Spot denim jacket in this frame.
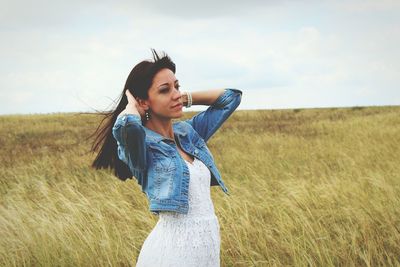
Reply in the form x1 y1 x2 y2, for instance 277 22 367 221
112 88 242 215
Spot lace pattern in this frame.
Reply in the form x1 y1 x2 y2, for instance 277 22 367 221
136 158 221 267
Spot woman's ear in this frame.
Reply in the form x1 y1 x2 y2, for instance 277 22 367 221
136 97 149 110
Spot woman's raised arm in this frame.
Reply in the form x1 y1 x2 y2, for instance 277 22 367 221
112 90 148 190
184 88 242 142
182 89 226 106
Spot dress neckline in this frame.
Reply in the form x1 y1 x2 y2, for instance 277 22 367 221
184 158 196 166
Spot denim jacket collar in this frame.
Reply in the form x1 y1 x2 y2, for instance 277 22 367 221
143 122 187 143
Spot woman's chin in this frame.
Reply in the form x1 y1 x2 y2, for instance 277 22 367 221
175 112 184 118
172 110 183 119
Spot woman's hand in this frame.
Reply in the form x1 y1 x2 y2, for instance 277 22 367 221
181 91 189 107
118 90 145 118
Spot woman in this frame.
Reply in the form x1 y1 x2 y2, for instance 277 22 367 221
91 49 242 266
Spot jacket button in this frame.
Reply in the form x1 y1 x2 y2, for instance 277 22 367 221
194 149 199 154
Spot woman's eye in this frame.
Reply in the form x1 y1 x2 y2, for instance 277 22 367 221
160 85 179 93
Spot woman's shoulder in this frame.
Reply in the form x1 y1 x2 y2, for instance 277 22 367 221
173 119 194 131
173 120 204 142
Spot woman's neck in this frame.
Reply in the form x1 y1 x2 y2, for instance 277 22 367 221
144 117 174 140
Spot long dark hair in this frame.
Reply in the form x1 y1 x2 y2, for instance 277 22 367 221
90 48 176 180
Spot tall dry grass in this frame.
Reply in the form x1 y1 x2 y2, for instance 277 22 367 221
0 106 399 266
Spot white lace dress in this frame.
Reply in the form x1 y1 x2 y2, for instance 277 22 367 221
135 157 221 267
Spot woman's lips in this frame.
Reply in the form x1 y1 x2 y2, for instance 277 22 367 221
172 103 183 109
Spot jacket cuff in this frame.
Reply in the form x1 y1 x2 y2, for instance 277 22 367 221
115 113 142 127
213 88 243 108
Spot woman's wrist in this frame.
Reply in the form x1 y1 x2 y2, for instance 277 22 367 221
181 92 188 107
181 91 192 108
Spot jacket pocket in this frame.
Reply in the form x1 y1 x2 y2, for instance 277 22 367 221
148 144 177 173
147 144 177 199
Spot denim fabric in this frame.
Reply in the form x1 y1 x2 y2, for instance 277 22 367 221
112 88 242 215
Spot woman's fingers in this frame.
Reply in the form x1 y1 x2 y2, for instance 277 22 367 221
125 89 136 104
123 89 142 116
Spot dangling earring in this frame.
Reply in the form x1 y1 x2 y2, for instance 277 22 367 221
145 109 151 121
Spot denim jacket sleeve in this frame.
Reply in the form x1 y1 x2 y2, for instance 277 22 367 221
185 88 242 142
112 114 147 187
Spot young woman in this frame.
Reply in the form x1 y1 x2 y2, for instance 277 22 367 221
91 49 242 266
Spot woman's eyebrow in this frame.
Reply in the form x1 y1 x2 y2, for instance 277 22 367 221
157 80 179 88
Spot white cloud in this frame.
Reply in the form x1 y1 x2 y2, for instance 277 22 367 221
0 0 399 115
334 0 400 12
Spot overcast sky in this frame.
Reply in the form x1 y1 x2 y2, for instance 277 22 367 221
1 0 399 115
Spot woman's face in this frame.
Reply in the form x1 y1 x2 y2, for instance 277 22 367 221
145 68 183 120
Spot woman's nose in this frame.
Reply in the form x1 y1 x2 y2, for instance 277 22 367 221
173 88 182 99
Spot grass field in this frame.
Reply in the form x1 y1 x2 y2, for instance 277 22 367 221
1 106 399 266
